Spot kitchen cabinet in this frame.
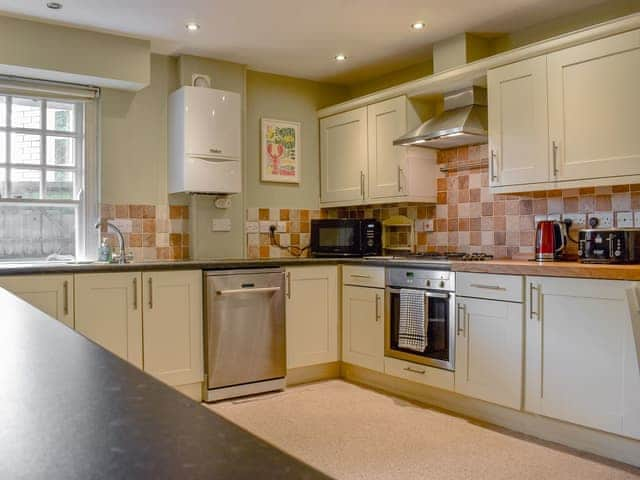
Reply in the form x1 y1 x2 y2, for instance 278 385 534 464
320 96 437 207
320 107 368 204
342 266 385 372
0 274 74 327
455 297 523 410
488 29 640 192
168 86 242 194
548 30 640 181
487 56 549 187
285 266 339 369
142 270 203 386
525 276 640 440
75 272 143 368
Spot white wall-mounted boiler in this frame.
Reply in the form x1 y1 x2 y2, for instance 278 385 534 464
168 86 241 194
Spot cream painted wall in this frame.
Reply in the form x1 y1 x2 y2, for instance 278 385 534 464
101 54 178 204
245 70 350 209
0 15 150 89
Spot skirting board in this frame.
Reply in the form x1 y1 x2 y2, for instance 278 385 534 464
174 382 203 402
287 362 341 386
341 363 640 468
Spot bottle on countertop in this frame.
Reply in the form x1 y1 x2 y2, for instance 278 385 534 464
98 237 113 263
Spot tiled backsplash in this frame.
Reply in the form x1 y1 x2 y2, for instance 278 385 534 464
245 208 325 258
99 204 190 261
321 145 640 259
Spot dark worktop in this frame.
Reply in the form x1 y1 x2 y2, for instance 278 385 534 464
2 256 640 281
0 288 329 480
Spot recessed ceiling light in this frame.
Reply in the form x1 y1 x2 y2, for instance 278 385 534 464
46 2 63 9
334 54 347 61
186 22 200 32
411 22 426 30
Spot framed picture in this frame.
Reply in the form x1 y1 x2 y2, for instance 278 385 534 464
261 118 301 183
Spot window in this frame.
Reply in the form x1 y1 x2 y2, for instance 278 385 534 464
0 85 98 262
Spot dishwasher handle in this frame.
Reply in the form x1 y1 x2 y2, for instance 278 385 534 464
217 286 281 296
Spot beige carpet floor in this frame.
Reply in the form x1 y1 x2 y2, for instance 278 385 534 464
208 380 640 480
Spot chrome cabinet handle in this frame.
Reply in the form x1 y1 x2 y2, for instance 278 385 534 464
457 303 466 336
375 294 381 322
360 171 365 200
148 277 153 309
63 280 69 315
530 283 539 319
286 272 292 300
133 277 137 310
552 141 559 176
490 149 498 182
404 366 426 375
217 287 281 295
469 283 506 291
209 148 222 154
397 166 404 192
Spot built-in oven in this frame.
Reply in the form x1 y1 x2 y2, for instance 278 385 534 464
385 267 456 371
310 219 382 257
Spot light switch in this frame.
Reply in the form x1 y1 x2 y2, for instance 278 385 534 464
212 218 232 232
616 211 634 228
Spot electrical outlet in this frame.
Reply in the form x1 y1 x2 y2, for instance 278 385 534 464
245 222 259 233
587 212 613 229
276 221 287 233
562 213 586 227
635 212 640 227
211 218 232 232
615 211 634 228
259 221 272 233
423 219 434 232
547 213 561 222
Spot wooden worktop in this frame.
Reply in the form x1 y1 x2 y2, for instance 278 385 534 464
451 259 640 281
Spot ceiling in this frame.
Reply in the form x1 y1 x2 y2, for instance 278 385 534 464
0 0 609 85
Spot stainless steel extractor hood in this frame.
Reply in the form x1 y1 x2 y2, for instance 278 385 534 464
394 86 487 149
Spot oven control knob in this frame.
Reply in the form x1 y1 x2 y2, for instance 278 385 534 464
614 250 622 257
426 280 431 287
439 281 445 288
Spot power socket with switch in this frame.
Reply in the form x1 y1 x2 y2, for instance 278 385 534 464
547 213 561 222
587 212 613 229
245 222 259 233
616 211 634 228
276 221 287 233
635 212 640 227
562 213 586 227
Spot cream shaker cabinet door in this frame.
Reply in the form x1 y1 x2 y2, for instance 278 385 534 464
367 96 407 200
487 56 549 187
548 30 640 181
74 272 143 368
142 270 203 387
320 108 367 204
454 297 523 410
525 276 640 439
342 285 384 372
0 274 74 327
285 266 339 369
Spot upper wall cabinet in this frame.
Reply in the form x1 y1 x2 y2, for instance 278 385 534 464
320 96 437 207
488 29 640 193
168 86 241 195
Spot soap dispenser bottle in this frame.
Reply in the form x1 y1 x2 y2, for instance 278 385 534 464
98 237 113 263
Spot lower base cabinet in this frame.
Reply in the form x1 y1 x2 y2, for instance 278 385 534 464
342 285 384 372
455 297 523 410
285 266 339 369
525 276 640 440
74 270 204 388
0 274 74 327
142 270 203 386
75 272 143 368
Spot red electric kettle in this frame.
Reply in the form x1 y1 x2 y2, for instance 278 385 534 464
535 220 567 261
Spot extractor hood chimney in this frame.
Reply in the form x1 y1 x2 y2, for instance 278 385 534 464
394 33 490 150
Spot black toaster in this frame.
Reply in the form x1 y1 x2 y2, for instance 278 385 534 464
578 228 640 264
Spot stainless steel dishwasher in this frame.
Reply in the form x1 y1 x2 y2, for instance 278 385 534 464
204 268 286 402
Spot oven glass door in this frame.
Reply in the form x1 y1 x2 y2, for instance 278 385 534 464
385 287 455 370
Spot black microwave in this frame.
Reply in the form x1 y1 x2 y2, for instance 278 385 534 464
310 219 382 257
